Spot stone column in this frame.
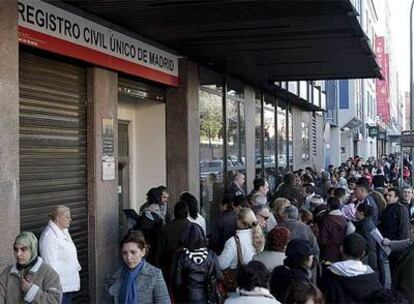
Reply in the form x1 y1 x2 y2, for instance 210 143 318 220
244 86 255 193
166 58 200 203
0 0 19 270
87 68 119 303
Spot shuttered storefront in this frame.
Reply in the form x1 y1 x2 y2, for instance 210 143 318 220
19 52 89 302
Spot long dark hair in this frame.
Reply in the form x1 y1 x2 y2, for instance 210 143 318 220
179 223 206 250
180 192 199 219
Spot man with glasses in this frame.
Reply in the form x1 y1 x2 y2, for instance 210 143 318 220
252 205 274 232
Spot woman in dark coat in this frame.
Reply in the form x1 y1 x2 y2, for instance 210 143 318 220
270 239 316 302
173 223 222 304
354 203 378 271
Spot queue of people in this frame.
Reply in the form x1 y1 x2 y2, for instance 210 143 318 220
2 154 414 303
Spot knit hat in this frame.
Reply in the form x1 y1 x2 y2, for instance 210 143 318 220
14 231 38 265
286 239 317 261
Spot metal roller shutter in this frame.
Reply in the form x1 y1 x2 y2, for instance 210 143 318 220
19 52 89 302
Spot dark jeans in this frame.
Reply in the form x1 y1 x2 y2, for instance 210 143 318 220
62 292 75 304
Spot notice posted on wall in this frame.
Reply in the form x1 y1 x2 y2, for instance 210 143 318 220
102 160 115 181
102 118 115 181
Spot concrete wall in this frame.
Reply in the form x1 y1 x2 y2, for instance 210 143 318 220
0 0 19 270
329 126 342 167
292 107 324 171
341 130 354 162
118 100 167 210
292 106 312 170
166 59 200 203
87 68 119 303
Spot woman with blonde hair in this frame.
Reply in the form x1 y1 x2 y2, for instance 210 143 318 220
218 208 264 270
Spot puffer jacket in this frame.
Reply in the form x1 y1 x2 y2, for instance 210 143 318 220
0 257 62 304
173 248 222 303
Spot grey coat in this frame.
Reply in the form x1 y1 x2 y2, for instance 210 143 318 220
109 261 171 304
0 257 62 304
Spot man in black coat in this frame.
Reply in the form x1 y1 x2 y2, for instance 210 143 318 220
380 188 410 279
380 188 409 241
321 233 382 304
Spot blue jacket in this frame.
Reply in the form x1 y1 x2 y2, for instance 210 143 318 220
109 261 171 304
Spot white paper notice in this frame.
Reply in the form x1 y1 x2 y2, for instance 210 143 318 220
370 228 392 256
102 160 115 181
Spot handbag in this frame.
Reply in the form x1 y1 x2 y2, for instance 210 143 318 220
207 257 225 304
221 235 243 292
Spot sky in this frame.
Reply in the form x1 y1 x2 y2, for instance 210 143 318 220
386 0 411 92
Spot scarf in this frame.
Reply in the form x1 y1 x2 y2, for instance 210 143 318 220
119 260 145 304
14 231 38 270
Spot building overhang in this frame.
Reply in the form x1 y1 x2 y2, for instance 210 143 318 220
59 0 382 97
343 117 363 130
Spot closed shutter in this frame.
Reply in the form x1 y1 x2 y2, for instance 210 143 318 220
311 114 317 157
19 52 88 302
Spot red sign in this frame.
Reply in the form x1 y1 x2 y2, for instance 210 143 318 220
18 0 179 87
375 36 390 124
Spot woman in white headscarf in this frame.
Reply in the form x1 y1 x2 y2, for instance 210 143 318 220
40 205 81 304
0 231 62 303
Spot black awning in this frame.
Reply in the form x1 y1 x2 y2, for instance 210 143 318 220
60 0 381 94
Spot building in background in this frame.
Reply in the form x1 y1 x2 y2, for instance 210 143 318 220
404 91 410 130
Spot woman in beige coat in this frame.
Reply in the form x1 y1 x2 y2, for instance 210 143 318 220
0 231 62 304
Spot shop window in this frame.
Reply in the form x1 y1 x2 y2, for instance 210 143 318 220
263 94 276 193
277 102 288 173
255 92 264 178
226 97 246 182
199 67 224 231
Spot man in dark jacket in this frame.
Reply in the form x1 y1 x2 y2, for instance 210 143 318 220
279 205 320 256
322 233 382 304
354 179 379 225
401 186 414 239
380 188 410 279
209 194 238 255
227 171 246 198
380 188 409 241
275 172 304 207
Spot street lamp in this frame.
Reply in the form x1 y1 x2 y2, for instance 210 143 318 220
410 0 414 131
410 0 414 185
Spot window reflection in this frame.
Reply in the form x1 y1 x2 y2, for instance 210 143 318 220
255 92 263 178
263 95 276 193
199 87 224 233
226 78 246 184
277 103 287 174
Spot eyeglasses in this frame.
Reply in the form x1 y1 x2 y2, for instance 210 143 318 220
258 214 270 221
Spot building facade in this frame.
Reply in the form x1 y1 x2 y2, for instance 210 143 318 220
0 1 380 303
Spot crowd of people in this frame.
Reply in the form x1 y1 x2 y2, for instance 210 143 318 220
1 154 414 303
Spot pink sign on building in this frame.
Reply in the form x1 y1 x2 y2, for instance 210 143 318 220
375 36 390 124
